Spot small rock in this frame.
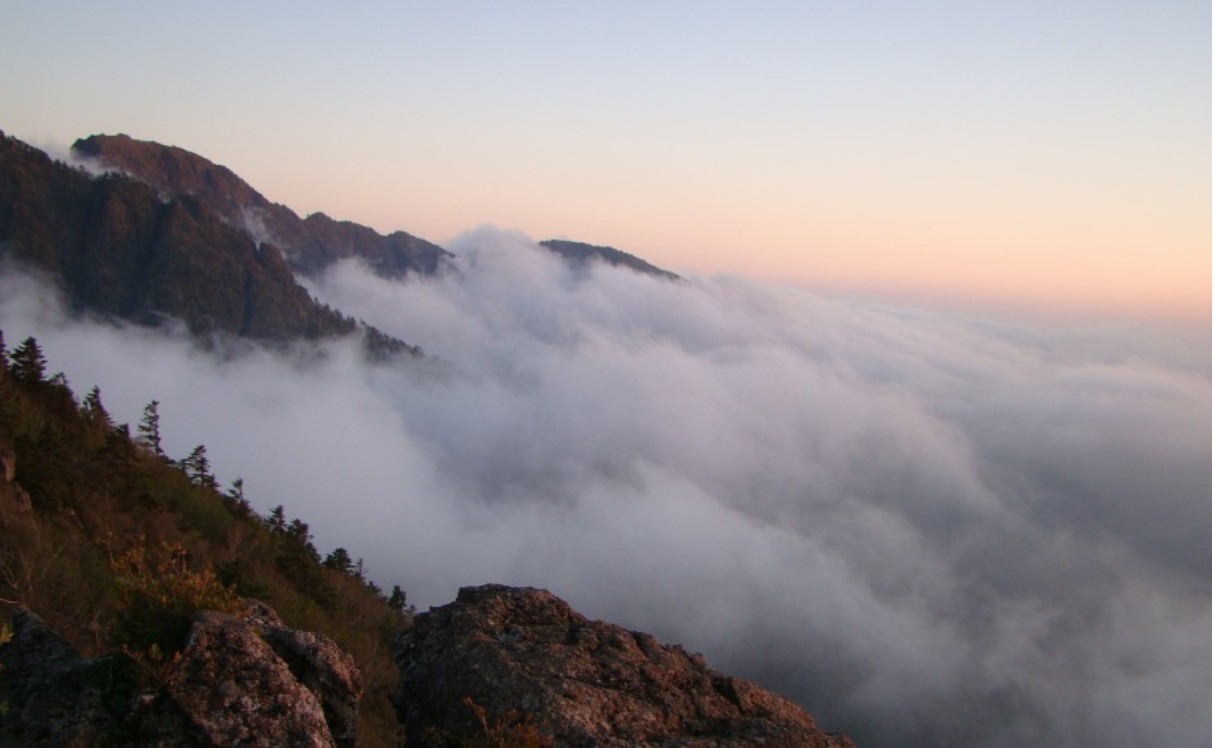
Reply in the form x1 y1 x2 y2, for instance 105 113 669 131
167 615 334 748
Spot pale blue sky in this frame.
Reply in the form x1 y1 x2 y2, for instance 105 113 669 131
1 1 1208 321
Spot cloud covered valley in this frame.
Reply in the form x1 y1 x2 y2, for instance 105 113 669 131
0 228 1208 748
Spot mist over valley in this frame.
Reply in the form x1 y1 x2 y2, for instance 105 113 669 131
1 187 1206 745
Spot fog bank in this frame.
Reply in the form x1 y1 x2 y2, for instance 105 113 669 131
1 230 1208 747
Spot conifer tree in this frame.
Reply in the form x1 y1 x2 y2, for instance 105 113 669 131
225 477 250 514
182 444 217 489
82 386 113 429
137 400 164 458
286 518 320 563
0 328 8 373
266 505 287 534
323 547 354 573
10 336 47 383
388 585 408 613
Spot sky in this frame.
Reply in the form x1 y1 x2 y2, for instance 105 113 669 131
0 4 1210 745
0 1 1209 323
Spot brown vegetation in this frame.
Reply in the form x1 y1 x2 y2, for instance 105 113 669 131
0 333 410 747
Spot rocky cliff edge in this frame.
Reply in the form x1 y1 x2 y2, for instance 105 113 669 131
395 584 855 748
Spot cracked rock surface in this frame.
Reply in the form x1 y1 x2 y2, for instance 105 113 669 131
394 584 855 748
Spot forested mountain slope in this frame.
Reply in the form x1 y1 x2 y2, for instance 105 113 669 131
0 132 416 358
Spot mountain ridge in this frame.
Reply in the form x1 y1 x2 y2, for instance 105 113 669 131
72 133 682 283
539 239 682 282
0 130 418 358
72 133 453 280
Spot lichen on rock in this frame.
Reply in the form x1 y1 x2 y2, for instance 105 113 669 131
394 584 855 748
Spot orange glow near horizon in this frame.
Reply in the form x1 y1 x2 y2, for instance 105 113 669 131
319 185 1210 326
3 1 1207 330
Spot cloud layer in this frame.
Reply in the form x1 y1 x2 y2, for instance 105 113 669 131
1 231 1208 748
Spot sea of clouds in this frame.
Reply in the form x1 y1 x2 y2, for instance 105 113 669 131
0 227 1208 747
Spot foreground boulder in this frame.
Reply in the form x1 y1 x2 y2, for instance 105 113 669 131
394 584 855 747
0 601 362 747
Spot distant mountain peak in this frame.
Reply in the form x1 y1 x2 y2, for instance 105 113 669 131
539 239 681 281
73 133 270 214
70 136 680 285
71 133 452 279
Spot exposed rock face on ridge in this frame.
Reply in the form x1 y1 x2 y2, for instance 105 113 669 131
72 133 452 279
394 584 855 747
0 601 362 747
0 131 417 357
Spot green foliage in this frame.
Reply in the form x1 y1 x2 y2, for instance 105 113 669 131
110 543 239 655
388 585 410 614
180 444 217 490
0 326 411 748
176 486 235 543
10 337 46 384
136 400 164 459
216 557 271 600
276 517 336 610
82 386 112 430
324 547 354 574
265 504 287 534
223 477 252 517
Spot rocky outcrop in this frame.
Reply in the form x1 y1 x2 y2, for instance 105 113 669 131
0 602 362 747
258 615 364 745
394 584 855 747
72 133 452 280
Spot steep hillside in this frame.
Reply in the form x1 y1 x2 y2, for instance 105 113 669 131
72 133 452 279
0 132 417 357
0 332 409 746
